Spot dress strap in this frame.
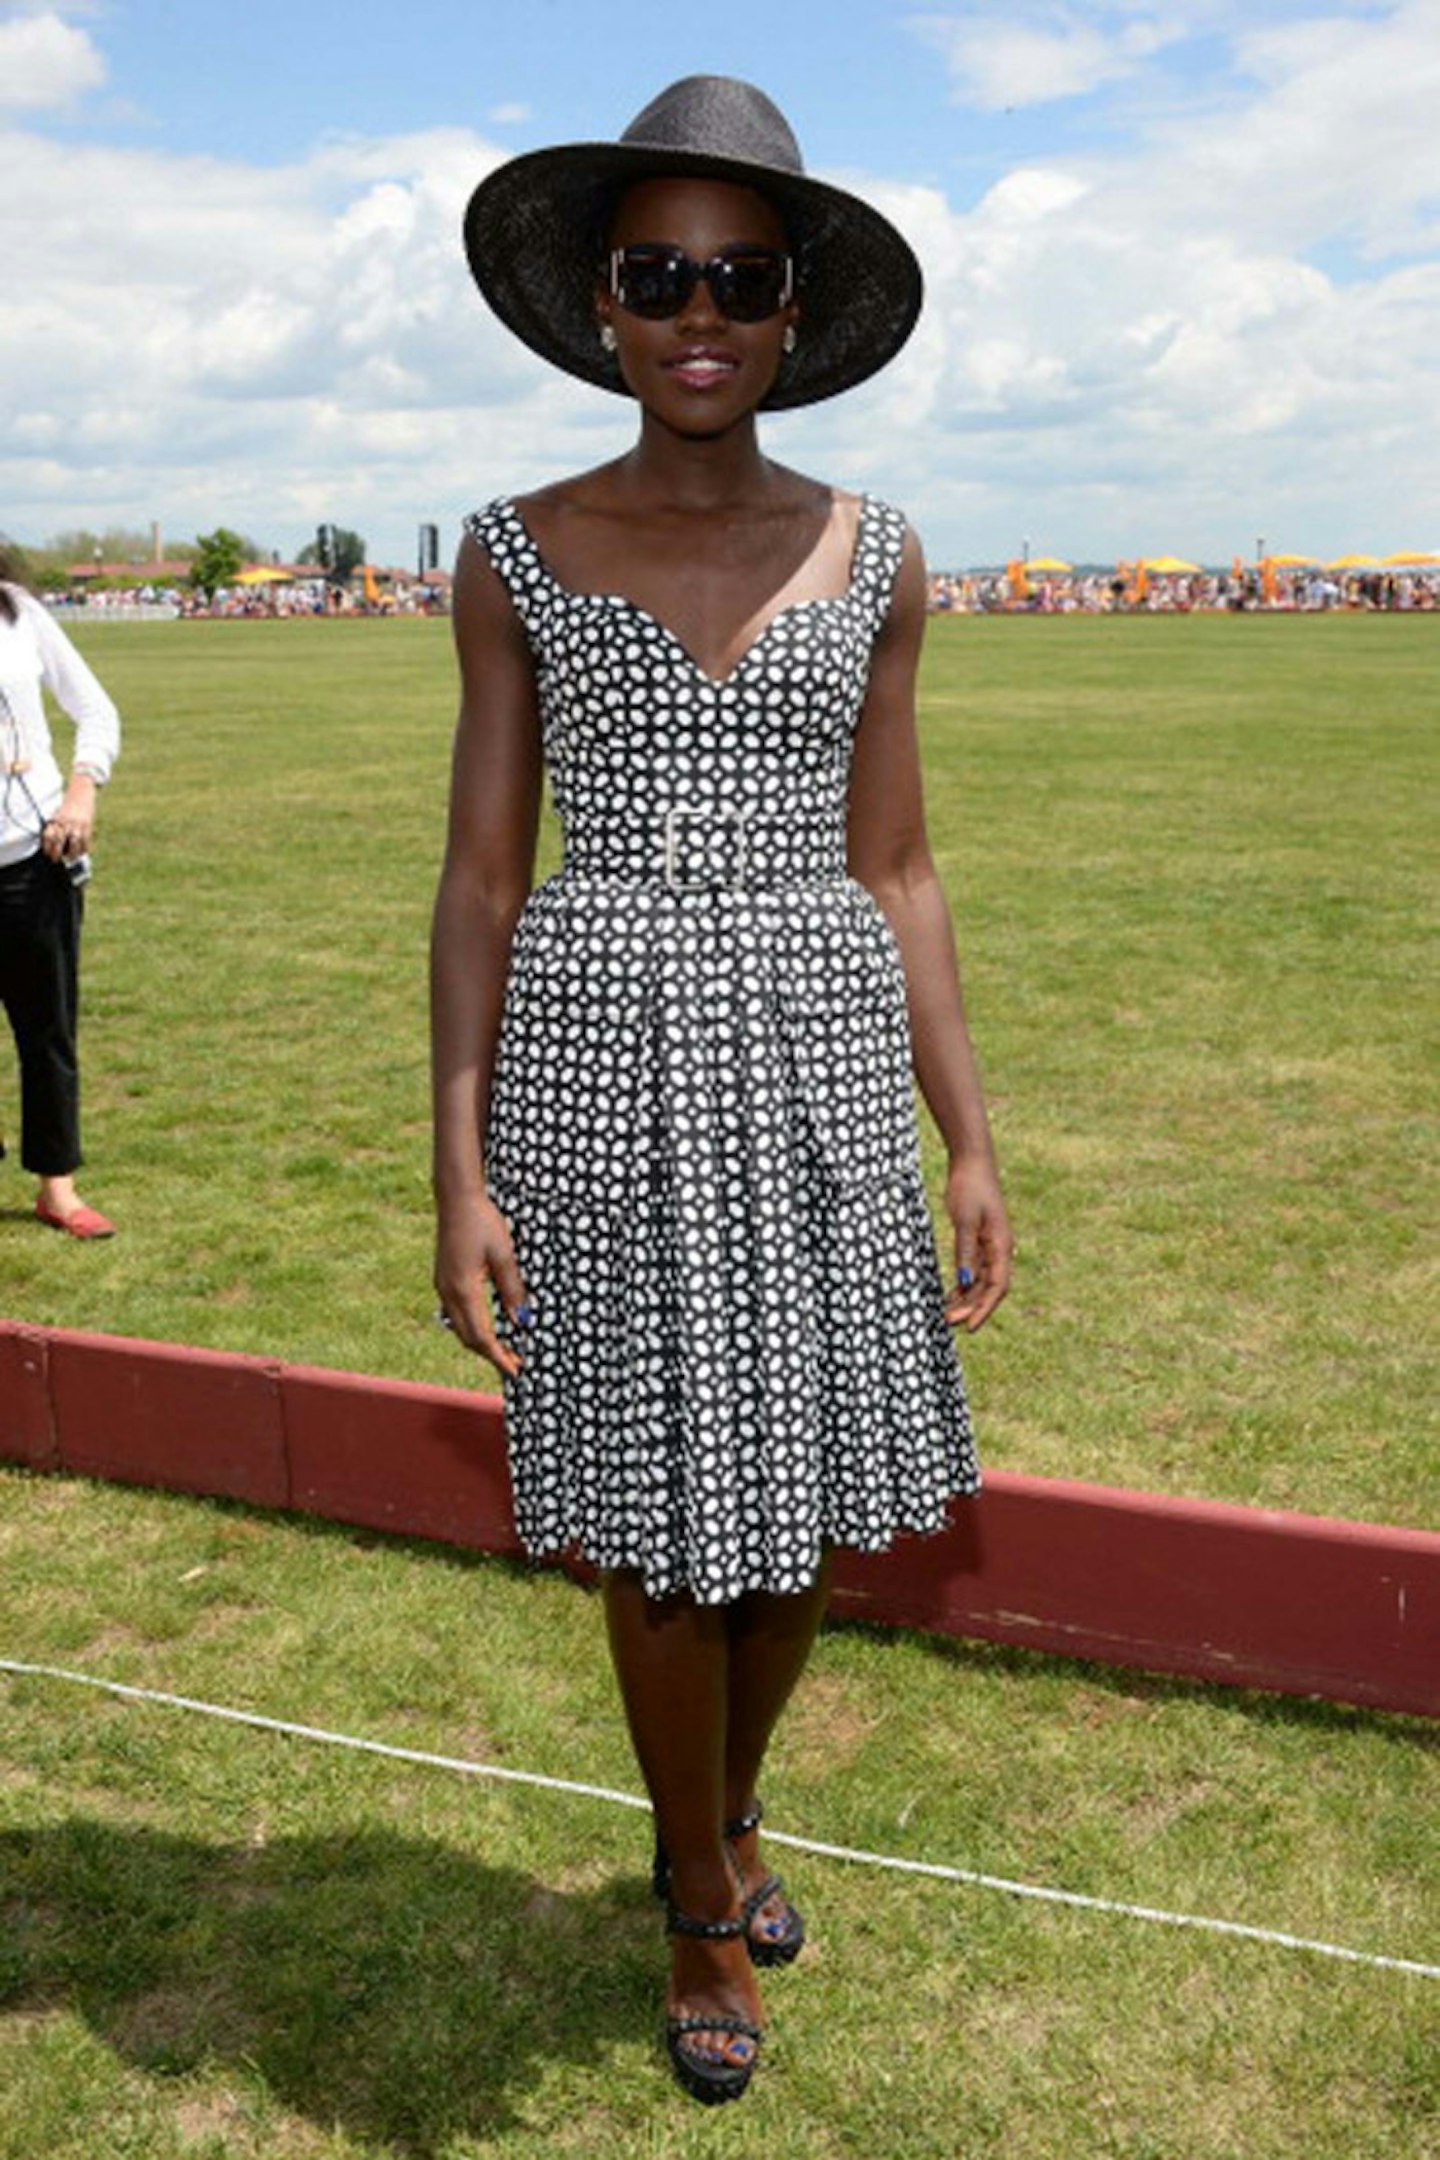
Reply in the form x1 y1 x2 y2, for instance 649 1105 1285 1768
462 498 553 638
849 495 910 636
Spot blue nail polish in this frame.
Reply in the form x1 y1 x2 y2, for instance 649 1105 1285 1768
957 1267 975 1291
516 1302 537 1329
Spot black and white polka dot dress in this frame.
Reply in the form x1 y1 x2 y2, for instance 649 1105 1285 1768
466 493 979 1606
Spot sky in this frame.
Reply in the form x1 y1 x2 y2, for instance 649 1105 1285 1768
3 0 1438 570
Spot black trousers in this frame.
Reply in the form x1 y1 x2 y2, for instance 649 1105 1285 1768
0 850 84 1176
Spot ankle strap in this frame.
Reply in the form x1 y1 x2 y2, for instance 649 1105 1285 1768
725 1801 763 1840
666 1905 747 1941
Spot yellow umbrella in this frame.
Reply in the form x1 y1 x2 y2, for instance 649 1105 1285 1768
1026 555 1073 573
1326 553 1379 570
235 565 290 584
1140 555 1200 574
1381 550 1440 566
1267 553 1316 567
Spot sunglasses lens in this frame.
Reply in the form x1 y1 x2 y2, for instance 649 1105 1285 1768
614 248 691 319
612 248 790 322
714 252 790 322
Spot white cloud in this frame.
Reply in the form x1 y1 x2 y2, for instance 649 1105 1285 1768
1166 3 1440 262
487 102 533 125
780 5 1440 561
2 4 1438 565
912 4 1193 110
0 10 104 111
0 115 619 559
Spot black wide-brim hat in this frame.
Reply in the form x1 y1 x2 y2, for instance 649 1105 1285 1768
463 75 923 412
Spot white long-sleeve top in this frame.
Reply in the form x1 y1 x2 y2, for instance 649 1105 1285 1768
0 585 121 868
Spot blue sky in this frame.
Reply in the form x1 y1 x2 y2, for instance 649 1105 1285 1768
4 1 1438 567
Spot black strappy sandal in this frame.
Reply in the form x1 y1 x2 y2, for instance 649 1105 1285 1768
652 1800 806 1968
728 1803 805 1967
664 1907 762 2106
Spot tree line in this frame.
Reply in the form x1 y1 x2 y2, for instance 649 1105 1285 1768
1 523 367 600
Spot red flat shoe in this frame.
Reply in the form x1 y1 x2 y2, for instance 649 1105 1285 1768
35 1201 116 1240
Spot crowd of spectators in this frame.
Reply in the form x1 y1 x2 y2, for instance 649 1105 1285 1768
41 561 1437 623
928 565 1440 614
52 580 184 619
175 578 450 619
50 572 452 621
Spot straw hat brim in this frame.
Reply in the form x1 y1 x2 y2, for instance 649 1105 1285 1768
463 142 923 412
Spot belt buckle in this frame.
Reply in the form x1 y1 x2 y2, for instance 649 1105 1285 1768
663 806 748 892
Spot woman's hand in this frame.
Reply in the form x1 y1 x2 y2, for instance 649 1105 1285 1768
434 1193 533 1379
942 1154 1013 1332
42 775 96 862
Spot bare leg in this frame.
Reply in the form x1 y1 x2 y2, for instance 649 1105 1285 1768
723 1549 834 1934
724 1547 834 1817
602 1571 762 2067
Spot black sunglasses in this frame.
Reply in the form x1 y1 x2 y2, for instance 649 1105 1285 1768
606 244 795 323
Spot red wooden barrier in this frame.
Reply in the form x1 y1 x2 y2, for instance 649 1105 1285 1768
281 1361 524 1556
0 1323 54 1470
1 1318 1435 1716
45 1331 289 1508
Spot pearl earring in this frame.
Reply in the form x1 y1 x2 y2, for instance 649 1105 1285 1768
782 325 797 354
599 323 617 353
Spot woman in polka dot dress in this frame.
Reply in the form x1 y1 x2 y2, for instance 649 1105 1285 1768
432 76 1012 2104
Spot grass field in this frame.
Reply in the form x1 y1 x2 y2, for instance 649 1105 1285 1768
0 610 1434 1524
2 1472 1436 2160
1 613 1437 2158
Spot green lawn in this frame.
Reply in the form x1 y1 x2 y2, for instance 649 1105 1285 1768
0 611 1433 1525
1 1471 1436 2160
2 618 1436 2156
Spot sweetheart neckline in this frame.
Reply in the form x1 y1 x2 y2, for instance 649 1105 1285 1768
497 494 872 691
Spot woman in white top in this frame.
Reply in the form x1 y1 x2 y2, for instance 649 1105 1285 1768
0 545 121 1237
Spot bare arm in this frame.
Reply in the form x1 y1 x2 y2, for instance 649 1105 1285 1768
847 525 1012 1330
430 532 543 1374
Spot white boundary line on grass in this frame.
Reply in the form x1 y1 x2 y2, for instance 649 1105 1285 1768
3 1657 1436 1982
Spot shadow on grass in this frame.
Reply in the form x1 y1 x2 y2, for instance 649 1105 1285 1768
0 1819 654 2150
